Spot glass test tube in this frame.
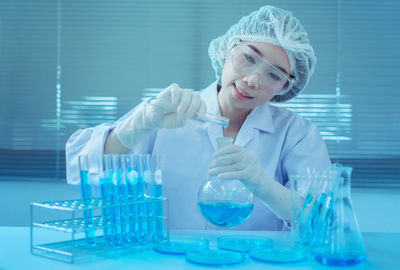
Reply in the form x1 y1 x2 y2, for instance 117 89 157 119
78 155 95 246
148 155 164 241
118 155 131 243
125 154 139 243
134 155 147 242
197 113 229 129
145 97 229 128
143 155 154 240
98 155 113 243
109 154 126 246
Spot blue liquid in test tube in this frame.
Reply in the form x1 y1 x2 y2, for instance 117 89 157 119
109 154 126 246
136 155 148 242
118 155 131 244
143 155 154 240
125 154 139 243
149 155 164 241
79 155 95 246
98 155 113 243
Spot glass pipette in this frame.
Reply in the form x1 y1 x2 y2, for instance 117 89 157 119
144 97 229 128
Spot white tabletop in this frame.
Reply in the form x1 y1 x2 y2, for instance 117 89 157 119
0 227 398 270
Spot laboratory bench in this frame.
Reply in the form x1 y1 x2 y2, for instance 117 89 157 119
0 227 398 270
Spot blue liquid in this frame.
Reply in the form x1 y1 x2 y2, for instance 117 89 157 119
118 181 130 244
151 184 164 240
100 176 113 243
80 170 92 200
198 201 254 227
136 177 147 242
109 170 126 246
314 253 366 266
100 170 125 247
126 169 139 243
79 170 95 245
144 171 153 239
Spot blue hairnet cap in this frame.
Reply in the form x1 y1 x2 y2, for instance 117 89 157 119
208 5 317 102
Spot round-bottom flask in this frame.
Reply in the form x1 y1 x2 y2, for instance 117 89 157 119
197 137 254 227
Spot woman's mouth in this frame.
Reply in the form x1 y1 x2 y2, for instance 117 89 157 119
233 84 253 100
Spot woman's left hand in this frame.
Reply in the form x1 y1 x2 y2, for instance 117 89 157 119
208 145 269 194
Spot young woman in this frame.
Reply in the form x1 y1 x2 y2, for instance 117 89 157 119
66 5 330 230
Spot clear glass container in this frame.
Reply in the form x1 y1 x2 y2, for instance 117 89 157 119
217 234 273 253
153 235 209 255
312 164 367 266
249 245 308 264
185 248 245 266
197 137 254 227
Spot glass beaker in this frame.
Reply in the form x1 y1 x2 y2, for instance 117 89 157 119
197 137 254 227
312 164 367 266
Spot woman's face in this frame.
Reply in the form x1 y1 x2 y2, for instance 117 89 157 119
218 41 291 114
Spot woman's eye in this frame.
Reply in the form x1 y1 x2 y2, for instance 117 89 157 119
268 72 282 81
243 53 256 64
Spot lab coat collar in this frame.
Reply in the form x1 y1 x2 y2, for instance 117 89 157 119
244 102 275 134
233 104 274 148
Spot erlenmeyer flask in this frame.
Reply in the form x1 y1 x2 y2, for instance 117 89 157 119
313 164 366 266
197 137 254 227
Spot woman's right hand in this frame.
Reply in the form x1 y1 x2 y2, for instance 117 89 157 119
114 83 206 149
146 83 207 129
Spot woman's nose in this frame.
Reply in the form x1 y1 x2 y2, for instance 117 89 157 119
243 72 260 88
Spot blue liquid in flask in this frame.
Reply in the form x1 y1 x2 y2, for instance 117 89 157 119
314 252 366 266
198 201 254 227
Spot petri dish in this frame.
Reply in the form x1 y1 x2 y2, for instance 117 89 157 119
249 246 309 264
185 248 245 266
217 235 273 253
153 235 209 255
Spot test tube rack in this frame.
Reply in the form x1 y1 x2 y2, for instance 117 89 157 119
30 197 169 263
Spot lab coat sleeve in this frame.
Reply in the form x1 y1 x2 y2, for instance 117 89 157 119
281 118 331 187
66 123 114 186
65 102 156 187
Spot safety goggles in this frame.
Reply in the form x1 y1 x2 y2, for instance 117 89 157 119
229 44 295 95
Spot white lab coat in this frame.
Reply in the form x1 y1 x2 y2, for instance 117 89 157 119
66 81 331 231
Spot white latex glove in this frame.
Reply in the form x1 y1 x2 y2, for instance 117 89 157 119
115 83 207 149
208 145 268 195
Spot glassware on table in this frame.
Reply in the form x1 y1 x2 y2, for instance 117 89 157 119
153 235 209 255
197 137 254 227
312 164 367 266
217 234 273 253
78 155 95 246
185 248 245 266
290 164 366 266
249 245 308 264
